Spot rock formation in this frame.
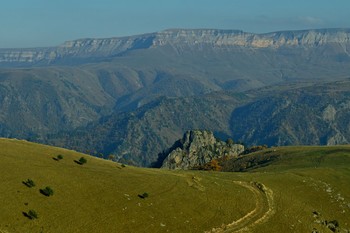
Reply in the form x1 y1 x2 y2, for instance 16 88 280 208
161 130 244 169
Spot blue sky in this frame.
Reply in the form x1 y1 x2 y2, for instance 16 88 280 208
1 0 349 48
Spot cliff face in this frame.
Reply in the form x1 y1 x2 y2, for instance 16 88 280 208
1 28 350 65
161 130 244 170
154 28 350 48
0 34 156 65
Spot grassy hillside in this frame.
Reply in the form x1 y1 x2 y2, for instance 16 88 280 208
0 139 255 233
221 146 350 232
1 139 350 232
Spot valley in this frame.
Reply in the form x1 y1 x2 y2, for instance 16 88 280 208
1 0 350 231
1 29 350 166
1 29 350 232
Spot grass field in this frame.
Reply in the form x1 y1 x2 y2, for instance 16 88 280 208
1 139 350 232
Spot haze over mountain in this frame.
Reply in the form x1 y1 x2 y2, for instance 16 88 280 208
1 28 350 166
1 28 350 66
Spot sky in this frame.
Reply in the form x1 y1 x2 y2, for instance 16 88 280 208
1 0 349 48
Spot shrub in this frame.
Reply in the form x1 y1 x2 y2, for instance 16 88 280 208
40 186 54 196
27 210 38 219
204 159 222 171
138 192 149 199
57 154 64 160
23 179 36 188
78 157 87 165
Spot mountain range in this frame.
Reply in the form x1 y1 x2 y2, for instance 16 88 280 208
1 28 350 166
1 28 350 66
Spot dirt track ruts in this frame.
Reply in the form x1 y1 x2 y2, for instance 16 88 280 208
206 181 275 233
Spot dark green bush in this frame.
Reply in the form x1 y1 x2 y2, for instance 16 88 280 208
27 210 38 219
23 179 36 188
138 192 149 199
57 154 64 160
40 186 54 196
78 157 87 165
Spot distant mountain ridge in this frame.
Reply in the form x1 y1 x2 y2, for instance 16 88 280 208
1 28 350 166
47 79 350 167
1 28 350 66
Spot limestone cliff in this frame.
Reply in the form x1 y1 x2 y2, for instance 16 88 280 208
154 28 350 48
161 130 244 170
1 28 350 66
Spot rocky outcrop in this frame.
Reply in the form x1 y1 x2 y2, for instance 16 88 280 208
1 28 350 66
161 130 244 170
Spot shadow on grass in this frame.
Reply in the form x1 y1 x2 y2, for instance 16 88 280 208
52 157 59 161
23 210 38 220
40 189 47 196
22 211 31 219
22 181 31 188
138 193 149 199
74 160 83 165
22 180 35 188
40 188 53 197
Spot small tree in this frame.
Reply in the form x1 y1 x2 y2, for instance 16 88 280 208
23 179 36 188
57 154 64 160
27 210 38 220
78 157 87 165
40 186 54 196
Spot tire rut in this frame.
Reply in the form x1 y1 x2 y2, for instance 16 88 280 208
206 181 275 233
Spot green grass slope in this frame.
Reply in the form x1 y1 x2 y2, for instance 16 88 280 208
222 146 350 232
0 138 255 233
1 139 350 232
